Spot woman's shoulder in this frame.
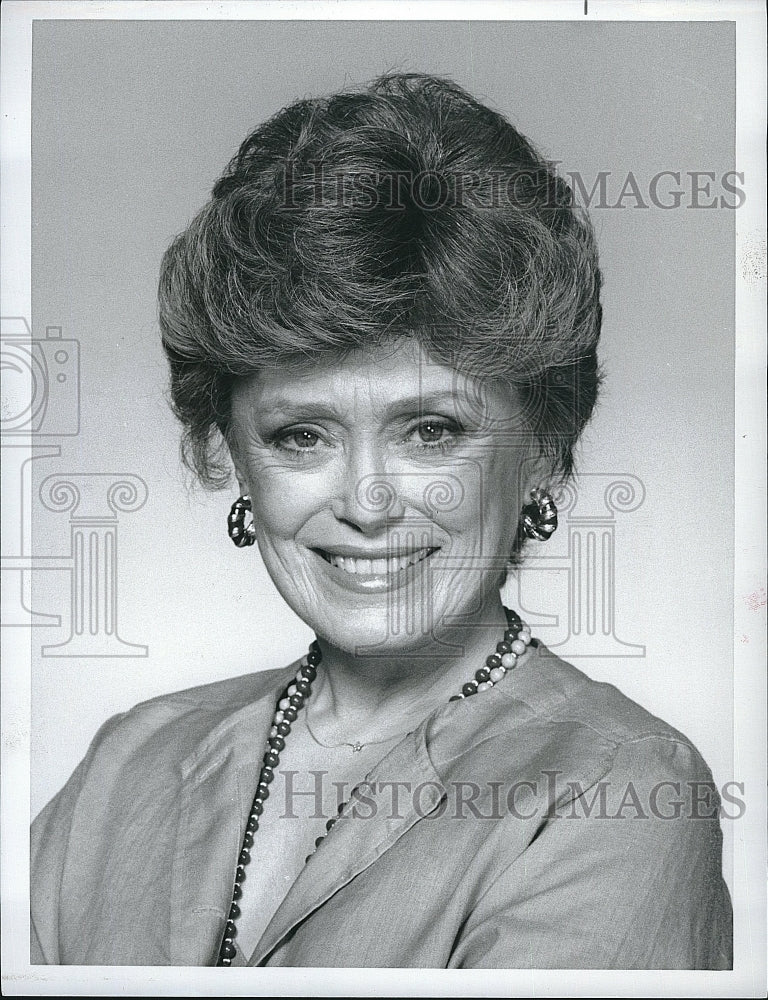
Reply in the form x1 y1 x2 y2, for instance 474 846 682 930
129 662 295 716
434 643 719 794
446 649 733 971
514 644 719 787
75 662 297 777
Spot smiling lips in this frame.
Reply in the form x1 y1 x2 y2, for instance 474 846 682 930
316 547 438 576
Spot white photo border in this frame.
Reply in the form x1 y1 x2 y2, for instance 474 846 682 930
1 1 765 996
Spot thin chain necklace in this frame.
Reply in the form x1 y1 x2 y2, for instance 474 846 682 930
304 710 406 753
215 606 532 966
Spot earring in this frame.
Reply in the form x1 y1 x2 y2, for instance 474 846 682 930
228 495 256 547
521 489 558 541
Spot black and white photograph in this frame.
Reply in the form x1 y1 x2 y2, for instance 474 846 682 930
1 1 765 995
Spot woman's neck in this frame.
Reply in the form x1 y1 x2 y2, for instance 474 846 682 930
306 596 510 743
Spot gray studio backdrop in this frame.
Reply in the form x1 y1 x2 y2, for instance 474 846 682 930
28 19 735 890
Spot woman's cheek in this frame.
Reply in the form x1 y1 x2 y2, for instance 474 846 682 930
250 467 323 538
443 460 504 551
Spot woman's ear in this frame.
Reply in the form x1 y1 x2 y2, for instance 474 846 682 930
232 459 250 499
234 473 249 498
520 449 557 501
223 431 250 498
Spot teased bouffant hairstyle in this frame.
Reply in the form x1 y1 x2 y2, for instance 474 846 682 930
159 72 602 488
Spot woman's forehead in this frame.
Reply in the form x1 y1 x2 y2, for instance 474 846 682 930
233 339 518 417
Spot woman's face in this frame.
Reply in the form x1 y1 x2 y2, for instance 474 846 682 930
229 339 539 655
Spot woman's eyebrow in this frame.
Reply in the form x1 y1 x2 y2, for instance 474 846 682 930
382 391 465 418
254 399 348 422
253 390 466 422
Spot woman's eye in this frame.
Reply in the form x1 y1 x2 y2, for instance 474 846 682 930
277 429 320 451
418 421 446 443
411 419 459 448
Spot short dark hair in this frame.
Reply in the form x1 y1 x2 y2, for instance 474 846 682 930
159 71 602 489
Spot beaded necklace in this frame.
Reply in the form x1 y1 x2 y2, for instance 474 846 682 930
215 606 532 966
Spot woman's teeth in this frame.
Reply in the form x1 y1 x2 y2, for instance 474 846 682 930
322 549 435 575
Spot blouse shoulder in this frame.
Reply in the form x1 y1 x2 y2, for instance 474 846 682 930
119 664 294 759
429 643 718 796
519 645 716 778
34 663 294 826
552 662 717 789
444 650 733 970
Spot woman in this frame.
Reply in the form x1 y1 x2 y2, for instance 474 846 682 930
30 72 732 969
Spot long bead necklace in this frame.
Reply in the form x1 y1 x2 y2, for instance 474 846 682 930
215 606 532 966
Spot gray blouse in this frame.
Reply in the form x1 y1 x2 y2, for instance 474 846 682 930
31 644 732 968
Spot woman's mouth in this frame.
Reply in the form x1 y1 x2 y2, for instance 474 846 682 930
315 547 438 576
317 548 437 576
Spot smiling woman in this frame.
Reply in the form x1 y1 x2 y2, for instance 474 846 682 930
227 341 532 657
30 72 732 969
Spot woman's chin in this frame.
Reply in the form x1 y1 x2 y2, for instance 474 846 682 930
293 587 487 659
311 617 451 659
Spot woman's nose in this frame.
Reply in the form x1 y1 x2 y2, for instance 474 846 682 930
330 448 405 533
